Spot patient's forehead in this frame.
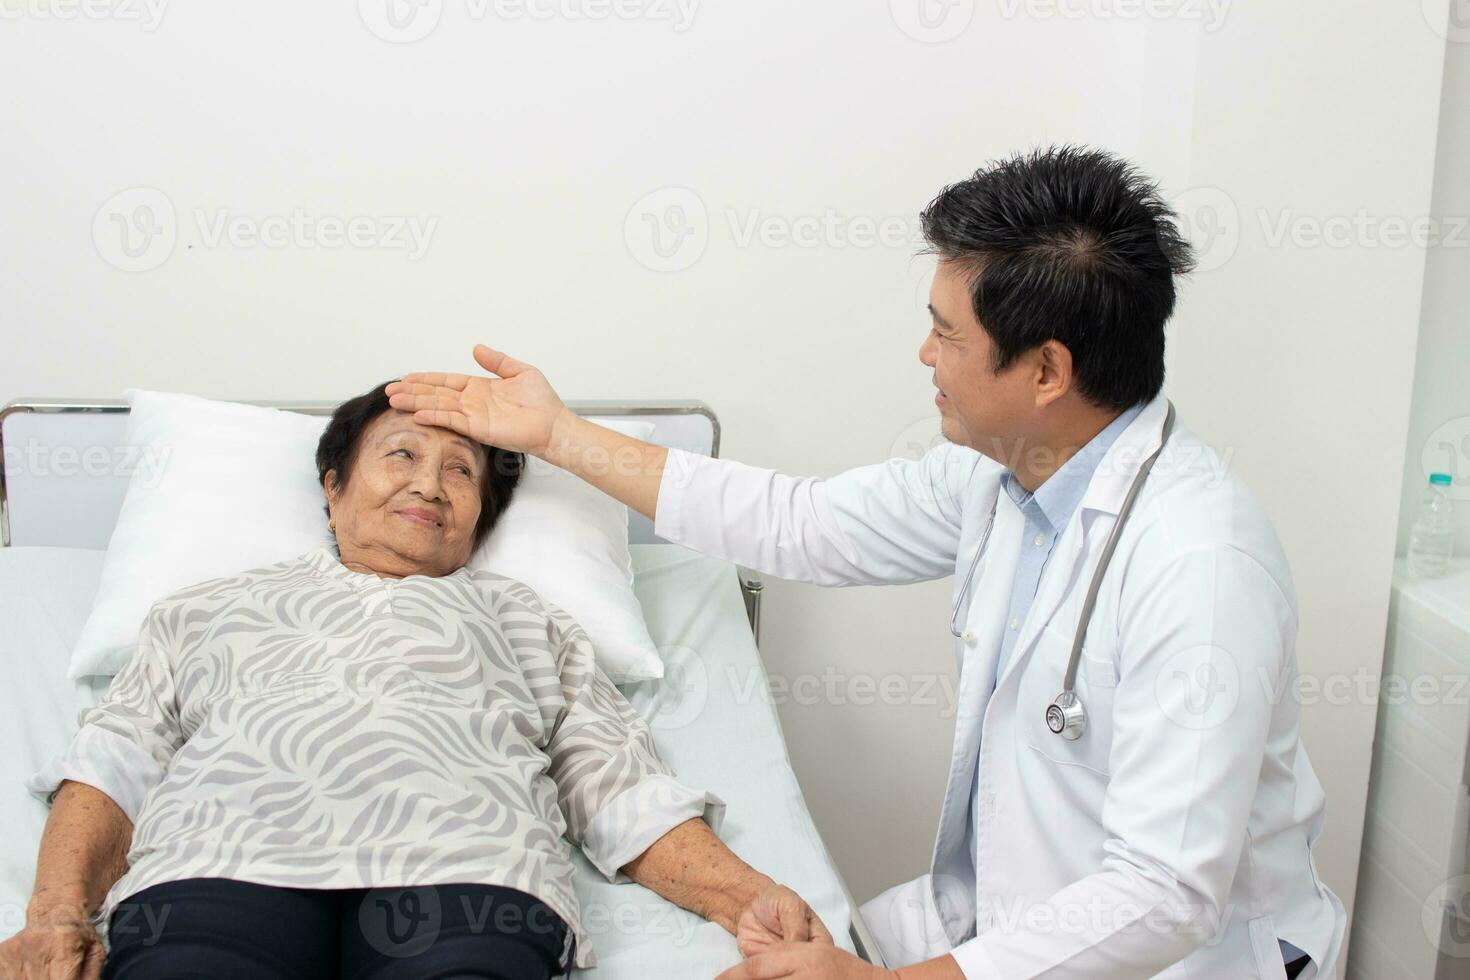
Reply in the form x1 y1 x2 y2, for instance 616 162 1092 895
363 410 481 459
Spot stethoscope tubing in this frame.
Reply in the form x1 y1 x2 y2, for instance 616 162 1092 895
1061 403 1176 692
946 403 1178 737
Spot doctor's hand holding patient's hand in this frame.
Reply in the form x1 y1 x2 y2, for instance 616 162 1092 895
716 943 904 980
717 943 966 979
736 883 834 957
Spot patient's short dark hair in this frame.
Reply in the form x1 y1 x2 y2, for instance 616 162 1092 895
920 145 1195 410
315 381 522 548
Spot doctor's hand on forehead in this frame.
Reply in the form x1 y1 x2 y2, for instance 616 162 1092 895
387 344 570 459
388 344 673 522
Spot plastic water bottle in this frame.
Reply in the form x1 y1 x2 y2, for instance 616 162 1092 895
1408 472 1456 579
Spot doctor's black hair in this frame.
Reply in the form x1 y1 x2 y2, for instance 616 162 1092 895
315 381 523 549
919 145 1195 410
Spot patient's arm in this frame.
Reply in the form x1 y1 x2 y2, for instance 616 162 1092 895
539 605 830 955
622 815 832 953
0 780 131 979
8 608 183 977
29 780 132 919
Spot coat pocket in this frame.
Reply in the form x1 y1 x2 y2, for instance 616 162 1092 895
1247 914 1286 978
1019 626 1118 777
1080 651 1119 688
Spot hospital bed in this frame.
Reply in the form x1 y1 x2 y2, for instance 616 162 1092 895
0 398 886 976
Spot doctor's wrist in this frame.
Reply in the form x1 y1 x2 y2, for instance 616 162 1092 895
539 407 584 467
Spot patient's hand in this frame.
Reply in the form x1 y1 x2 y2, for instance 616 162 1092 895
0 906 106 980
619 818 834 961
736 883 834 957
388 344 570 459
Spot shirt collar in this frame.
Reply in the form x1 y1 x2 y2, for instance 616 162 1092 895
304 546 370 583
1001 402 1145 534
302 546 469 584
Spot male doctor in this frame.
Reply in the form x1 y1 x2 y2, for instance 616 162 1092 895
387 146 1345 979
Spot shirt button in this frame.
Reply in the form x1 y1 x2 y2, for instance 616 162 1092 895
1034 533 1046 548
1009 619 1019 631
962 630 976 642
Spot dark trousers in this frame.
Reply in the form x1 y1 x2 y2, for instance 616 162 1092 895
103 877 568 980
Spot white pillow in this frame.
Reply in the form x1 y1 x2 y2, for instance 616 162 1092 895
69 389 664 684
470 442 663 682
70 390 332 678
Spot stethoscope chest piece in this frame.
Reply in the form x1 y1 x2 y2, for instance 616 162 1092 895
1046 690 1087 741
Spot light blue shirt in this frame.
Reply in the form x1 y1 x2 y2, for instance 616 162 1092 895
993 403 1144 678
968 403 1141 873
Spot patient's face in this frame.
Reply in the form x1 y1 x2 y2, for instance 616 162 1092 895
324 410 485 578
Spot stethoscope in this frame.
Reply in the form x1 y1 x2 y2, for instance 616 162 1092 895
948 403 1176 742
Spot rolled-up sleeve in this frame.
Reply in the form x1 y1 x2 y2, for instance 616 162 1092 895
26 606 183 824
543 609 724 881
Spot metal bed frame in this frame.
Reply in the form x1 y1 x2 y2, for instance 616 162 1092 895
0 397 887 968
0 398 727 550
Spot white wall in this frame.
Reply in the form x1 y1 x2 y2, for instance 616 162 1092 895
1144 8 1451 973
0 3 1452 970
1397 34 1470 561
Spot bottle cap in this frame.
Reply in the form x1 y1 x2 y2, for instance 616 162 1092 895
1430 472 1453 487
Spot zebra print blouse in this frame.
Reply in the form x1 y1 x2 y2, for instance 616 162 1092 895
29 547 721 968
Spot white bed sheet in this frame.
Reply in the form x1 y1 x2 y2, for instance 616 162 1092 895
0 544 854 976
0 547 111 941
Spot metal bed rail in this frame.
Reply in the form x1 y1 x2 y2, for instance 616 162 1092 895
734 565 888 969
0 397 718 548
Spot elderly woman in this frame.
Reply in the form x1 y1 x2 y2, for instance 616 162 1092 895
4 383 830 980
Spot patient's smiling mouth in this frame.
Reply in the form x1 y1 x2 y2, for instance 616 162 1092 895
395 507 443 528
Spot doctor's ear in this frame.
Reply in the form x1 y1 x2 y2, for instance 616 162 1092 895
1034 339 1075 408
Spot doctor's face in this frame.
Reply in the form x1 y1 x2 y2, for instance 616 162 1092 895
919 259 1036 459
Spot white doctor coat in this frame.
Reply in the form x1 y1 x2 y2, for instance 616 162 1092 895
653 395 1346 979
